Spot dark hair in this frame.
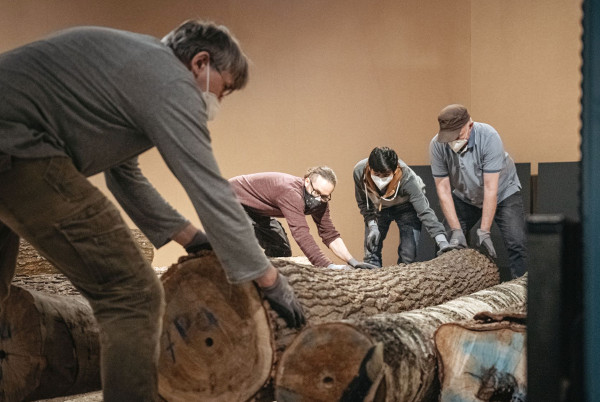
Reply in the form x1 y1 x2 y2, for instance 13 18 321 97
368 147 398 173
162 20 249 90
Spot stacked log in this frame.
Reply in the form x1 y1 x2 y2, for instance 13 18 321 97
0 286 100 401
15 228 154 275
275 275 527 401
157 249 500 401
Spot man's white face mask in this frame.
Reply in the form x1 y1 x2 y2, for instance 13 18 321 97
201 62 220 121
449 138 468 154
371 174 393 191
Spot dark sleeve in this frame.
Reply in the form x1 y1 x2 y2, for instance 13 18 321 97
104 157 189 247
133 79 270 284
353 162 377 222
403 176 446 238
311 204 341 247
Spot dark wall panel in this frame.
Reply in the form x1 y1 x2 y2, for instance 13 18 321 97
536 161 580 221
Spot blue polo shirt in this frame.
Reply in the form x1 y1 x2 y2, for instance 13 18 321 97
429 122 521 208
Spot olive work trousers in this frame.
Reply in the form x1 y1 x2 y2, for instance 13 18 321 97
0 155 165 402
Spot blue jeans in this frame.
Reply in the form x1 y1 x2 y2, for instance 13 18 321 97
364 203 421 267
0 156 164 401
452 192 527 278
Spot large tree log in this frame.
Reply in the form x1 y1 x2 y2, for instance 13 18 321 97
15 228 154 275
434 312 527 401
275 275 527 402
156 249 500 401
0 286 101 401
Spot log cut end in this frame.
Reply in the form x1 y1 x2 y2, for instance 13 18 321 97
0 286 100 401
275 322 386 401
158 252 273 402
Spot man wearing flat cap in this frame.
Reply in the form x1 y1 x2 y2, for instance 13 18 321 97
429 104 527 279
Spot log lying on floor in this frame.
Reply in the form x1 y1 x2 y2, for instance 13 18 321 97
158 252 273 402
0 286 101 401
435 311 527 401
16 228 154 275
156 249 499 401
275 275 527 402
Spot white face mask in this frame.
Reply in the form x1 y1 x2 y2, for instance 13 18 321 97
449 139 468 154
371 174 393 191
201 62 220 121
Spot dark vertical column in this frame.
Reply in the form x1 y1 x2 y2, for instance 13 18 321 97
581 1 600 400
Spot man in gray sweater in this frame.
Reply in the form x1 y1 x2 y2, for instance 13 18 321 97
354 146 455 266
0 20 303 401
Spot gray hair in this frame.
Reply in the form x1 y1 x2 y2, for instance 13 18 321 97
162 20 249 91
304 166 337 186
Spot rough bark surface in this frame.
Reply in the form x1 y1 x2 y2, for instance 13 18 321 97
275 275 527 402
0 286 101 401
15 228 154 275
155 249 500 401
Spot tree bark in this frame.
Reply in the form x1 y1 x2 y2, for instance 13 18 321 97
0 286 101 401
15 228 154 275
156 248 500 401
275 275 527 402
434 312 527 401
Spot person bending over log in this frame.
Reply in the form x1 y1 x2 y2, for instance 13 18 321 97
229 167 378 270
353 146 457 266
0 20 303 402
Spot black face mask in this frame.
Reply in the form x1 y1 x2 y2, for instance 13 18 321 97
304 187 326 214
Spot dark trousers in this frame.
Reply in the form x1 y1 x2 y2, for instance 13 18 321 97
364 203 422 267
452 192 527 278
0 156 164 401
243 206 292 257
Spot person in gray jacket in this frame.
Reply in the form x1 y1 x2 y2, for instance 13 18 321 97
0 20 303 401
353 147 455 266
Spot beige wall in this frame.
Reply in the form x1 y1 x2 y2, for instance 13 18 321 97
0 0 580 267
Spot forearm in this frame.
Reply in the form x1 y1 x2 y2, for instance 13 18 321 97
328 237 353 263
480 193 498 231
481 173 499 231
435 177 461 230
171 222 199 246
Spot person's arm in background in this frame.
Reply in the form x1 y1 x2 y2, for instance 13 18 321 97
353 161 380 254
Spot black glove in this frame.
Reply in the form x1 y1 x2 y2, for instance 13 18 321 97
348 258 379 269
366 220 380 252
436 240 458 256
184 231 213 254
449 229 468 249
476 229 497 258
261 273 306 328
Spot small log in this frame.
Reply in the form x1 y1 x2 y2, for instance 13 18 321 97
275 276 527 402
156 249 499 401
15 228 154 275
0 286 101 401
435 312 526 401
